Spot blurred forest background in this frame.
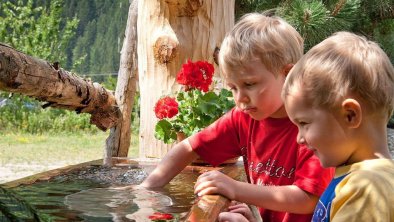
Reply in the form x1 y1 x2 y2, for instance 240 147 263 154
0 0 393 134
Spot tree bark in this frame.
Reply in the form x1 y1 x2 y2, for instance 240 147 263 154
105 0 139 161
0 43 120 131
138 0 235 159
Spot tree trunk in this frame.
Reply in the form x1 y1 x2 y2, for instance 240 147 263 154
105 0 139 162
0 43 120 131
138 0 235 159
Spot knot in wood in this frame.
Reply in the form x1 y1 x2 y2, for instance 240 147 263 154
181 0 203 17
52 61 60 70
153 36 178 64
167 0 203 17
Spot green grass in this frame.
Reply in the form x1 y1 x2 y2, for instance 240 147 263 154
0 131 139 164
0 131 139 183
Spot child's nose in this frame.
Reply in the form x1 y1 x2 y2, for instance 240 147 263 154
235 91 249 103
297 133 306 145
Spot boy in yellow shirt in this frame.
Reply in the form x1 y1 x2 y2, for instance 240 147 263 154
283 31 394 221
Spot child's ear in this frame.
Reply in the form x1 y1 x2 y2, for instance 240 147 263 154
282 64 294 76
341 98 362 128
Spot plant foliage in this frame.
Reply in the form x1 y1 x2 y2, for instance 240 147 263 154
154 61 235 144
0 0 78 65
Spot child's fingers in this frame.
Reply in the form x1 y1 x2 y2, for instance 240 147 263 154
227 203 248 211
227 204 249 214
194 174 211 189
194 170 221 191
194 170 234 198
218 212 249 222
194 173 213 189
194 180 219 196
226 203 256 222
197 187 219 196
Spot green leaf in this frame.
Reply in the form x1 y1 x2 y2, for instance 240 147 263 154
219 88 233 97
154 120 176 144
154 87 234 144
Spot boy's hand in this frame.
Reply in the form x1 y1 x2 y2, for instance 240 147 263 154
218 212 249 222
223 202 258 222
194 170 237 199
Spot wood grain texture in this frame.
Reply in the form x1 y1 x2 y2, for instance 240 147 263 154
0 43 120 131
138 0 235 159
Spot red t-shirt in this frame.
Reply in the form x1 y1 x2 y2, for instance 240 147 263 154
189 108 333 222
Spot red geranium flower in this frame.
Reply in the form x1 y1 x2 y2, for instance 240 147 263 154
176 60 214 92
154 96 179 119
154 59 234 144
148 212 174 221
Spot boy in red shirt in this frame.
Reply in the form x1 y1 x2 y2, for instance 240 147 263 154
141 13 333 222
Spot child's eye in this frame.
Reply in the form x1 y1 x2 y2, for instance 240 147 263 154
298 121 308 126
244 82 255 87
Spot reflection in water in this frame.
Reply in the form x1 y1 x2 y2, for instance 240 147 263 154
65 186 173 220
9 165 197 221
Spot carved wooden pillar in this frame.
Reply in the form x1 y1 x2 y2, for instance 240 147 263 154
138 0 235 159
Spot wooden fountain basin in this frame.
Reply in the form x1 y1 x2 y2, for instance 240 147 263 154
2 157 245 222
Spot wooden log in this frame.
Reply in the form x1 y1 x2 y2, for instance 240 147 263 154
0 43 120 131
105 0 139 160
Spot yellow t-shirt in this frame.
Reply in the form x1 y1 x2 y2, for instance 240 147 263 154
330 159 394 221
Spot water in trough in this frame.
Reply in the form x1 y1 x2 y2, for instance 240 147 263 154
3 163 197 221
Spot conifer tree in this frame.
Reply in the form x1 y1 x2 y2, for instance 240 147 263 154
237 0 393 59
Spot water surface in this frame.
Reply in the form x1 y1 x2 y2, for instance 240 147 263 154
7 164 197 221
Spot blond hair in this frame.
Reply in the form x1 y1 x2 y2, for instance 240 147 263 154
283 31 394 119
219 12 303 76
